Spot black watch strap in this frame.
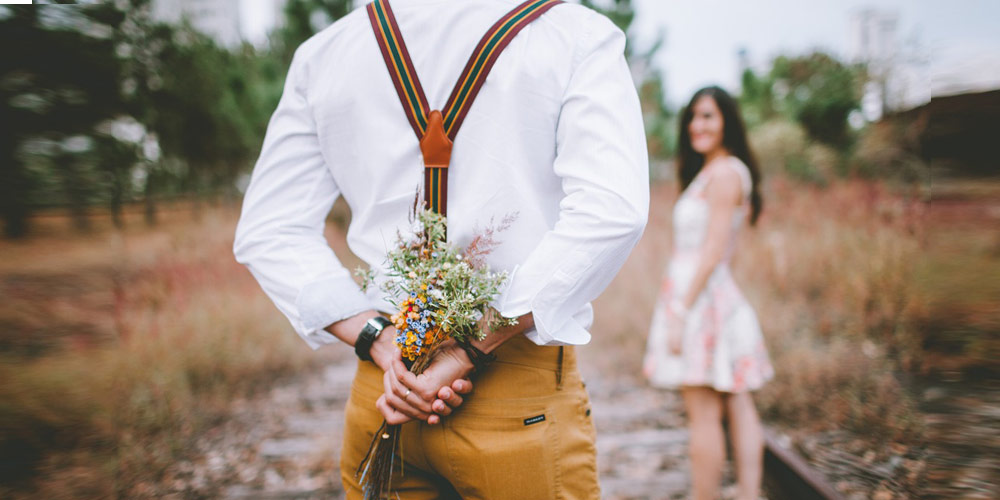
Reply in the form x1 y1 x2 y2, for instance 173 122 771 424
457 340 496 374
355 316 392 362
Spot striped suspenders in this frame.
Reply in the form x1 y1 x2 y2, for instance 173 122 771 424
367 0 563 216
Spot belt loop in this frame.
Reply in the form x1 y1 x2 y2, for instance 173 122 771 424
556 346 564 389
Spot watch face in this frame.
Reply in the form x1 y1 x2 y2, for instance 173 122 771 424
368 316 391 331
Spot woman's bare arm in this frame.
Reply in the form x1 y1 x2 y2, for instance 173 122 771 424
679 164 743 309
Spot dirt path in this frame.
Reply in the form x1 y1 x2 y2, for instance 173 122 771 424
162 351 699 500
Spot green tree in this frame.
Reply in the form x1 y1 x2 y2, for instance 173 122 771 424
769 52 864 147
739 67 777 127
273 0 353 66
0 4 127 236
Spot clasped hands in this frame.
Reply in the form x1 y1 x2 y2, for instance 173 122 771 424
368 314 533 425
370 332 475 425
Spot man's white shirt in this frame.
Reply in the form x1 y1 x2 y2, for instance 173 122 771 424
234 0 650 349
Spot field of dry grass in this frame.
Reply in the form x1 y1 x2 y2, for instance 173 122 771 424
0 203 356 498
2 177 993 497
586 178 928 441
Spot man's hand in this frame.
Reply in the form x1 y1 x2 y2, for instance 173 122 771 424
323 311 474 424
379 312 533 425
381 341 474 425
376 376 472 425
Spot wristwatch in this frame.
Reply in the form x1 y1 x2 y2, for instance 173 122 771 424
355 316 392 362
456 339 496 374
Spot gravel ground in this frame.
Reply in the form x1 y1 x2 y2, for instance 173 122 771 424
159 351 969 500
155 353 706 500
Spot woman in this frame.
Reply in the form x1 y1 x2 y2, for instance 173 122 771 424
644 86 774 500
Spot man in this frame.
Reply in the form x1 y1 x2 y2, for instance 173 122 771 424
234 0 648 498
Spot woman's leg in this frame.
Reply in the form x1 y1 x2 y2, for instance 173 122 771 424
682 386 725 500
725 391 764 500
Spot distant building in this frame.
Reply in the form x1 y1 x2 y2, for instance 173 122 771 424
850 8 931 117
849 8 896 66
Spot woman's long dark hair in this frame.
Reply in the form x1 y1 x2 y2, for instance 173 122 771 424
677 86 763 225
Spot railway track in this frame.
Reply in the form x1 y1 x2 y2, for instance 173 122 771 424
763 428 844 500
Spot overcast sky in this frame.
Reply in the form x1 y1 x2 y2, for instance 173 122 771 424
629 0 1000 105
241 0 1000 106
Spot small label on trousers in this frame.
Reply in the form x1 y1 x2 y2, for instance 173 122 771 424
523 414 546 426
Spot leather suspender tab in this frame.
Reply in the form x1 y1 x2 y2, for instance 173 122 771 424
419 110 452 169
367 0 563 218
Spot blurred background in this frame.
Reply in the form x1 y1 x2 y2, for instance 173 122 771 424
0 1 996 499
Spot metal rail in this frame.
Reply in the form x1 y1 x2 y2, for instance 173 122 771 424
763 428 845 500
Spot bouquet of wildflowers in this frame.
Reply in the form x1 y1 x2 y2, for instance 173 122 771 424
354 204 516 499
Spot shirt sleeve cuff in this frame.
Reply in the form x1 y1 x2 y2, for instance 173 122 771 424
295 274 373 349
524 298 593 346
496 265 593 347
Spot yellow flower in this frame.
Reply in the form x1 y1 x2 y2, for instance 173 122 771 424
420 284 427 290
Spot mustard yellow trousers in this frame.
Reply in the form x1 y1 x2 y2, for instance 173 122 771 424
339 335 600 499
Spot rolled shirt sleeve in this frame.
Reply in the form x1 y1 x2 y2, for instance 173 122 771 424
496 14 650 346
233 47 372 350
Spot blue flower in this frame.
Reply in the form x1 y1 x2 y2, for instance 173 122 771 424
409 292 417 298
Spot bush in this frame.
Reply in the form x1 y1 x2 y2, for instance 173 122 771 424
852 120 929 185
751 120 836 185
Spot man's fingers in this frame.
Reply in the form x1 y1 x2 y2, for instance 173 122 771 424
451 378 473 395
393 381 433 413
427 414 440 425
384 390 430 420
394 359 437 403
392 358 415 386
386 365 434 413
383 370 431 419
376 394 412 426
438 386 464 409
432 399 453 416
